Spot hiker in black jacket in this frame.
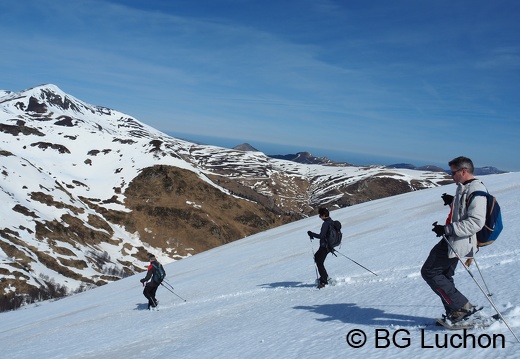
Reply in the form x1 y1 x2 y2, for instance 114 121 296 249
140 255 163 310
307 207 334 288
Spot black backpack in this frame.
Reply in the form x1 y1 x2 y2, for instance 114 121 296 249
152 262 166 284
326 220 343 250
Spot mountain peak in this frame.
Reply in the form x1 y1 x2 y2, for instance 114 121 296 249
233 143 260 152
0 83 83 115
31 83 64 92
21 84 69 102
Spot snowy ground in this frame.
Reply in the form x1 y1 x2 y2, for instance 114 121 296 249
1 172 519 358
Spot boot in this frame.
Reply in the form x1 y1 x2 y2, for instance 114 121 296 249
317 278 328 289
448 302 477 323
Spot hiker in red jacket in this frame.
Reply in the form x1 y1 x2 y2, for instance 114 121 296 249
140 255 164 310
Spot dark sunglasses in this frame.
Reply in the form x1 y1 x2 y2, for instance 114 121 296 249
450 168 465 176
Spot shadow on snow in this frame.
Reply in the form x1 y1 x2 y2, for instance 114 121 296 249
294 302 432 327
258 281 317 289
134 303 149 311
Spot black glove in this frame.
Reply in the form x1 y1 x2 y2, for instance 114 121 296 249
140 279 145 283
307 231 314 239
432 221 445 237
441 193 454 206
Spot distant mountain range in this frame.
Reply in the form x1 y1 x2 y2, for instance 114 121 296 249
232 144 507 175
386 163 507 176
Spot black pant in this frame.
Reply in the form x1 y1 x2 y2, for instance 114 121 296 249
421 240 468 313
314 246 329 283
143 284 158 308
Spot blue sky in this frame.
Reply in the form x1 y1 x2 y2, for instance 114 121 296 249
1 0 519 171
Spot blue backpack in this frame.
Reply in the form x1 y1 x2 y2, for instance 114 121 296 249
467 190 503 247
152 263 166 284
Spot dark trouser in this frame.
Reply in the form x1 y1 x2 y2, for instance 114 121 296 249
314 246 329 284
421 240 468 313
143 284 159 308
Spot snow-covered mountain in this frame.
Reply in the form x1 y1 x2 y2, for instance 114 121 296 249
0 84 452 310
0 172 518 358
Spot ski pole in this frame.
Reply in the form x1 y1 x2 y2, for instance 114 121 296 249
332 249 378 276
160 281 187 302
441 235 520 343
472 257 493 297
162 279 175 290
309 236 319 282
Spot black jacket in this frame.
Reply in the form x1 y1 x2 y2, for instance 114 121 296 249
310 217 334 248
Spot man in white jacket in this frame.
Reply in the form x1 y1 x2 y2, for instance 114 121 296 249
421 156 487 322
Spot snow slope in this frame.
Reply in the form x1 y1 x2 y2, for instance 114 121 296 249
1 172 519 358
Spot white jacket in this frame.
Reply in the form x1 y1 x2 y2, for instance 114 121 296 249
446 179 487 258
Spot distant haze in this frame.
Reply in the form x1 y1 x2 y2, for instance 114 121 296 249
170 132 448 169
